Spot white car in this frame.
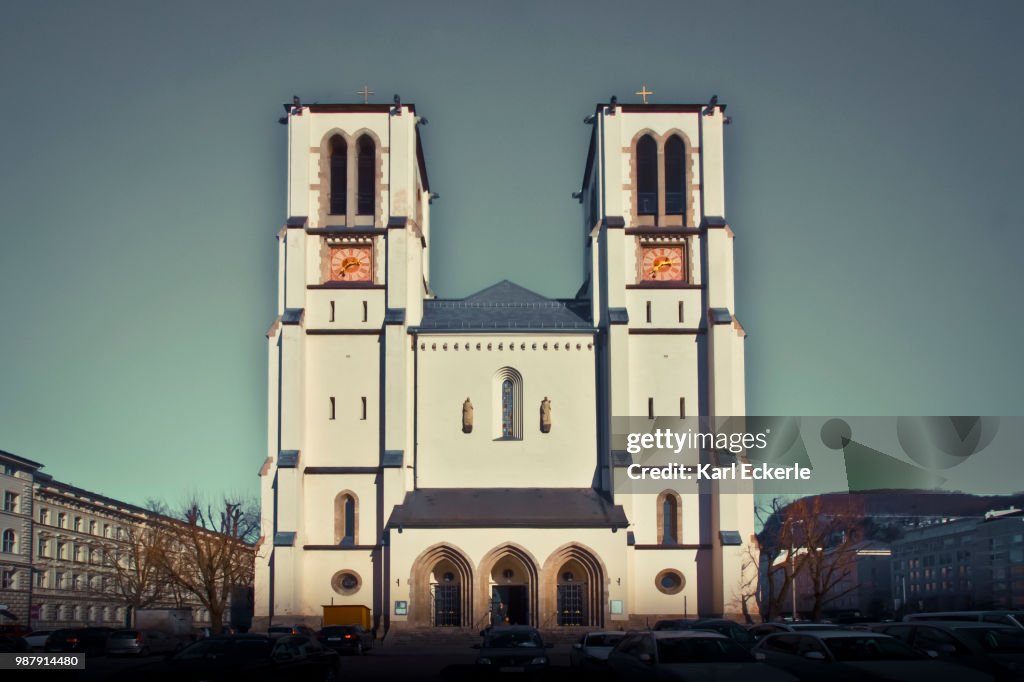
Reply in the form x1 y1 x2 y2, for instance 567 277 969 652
608 630 799 681
22 630 52 652
570 630 626 670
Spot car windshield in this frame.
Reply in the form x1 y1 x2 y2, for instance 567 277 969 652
823 636 926 661
657 637 755 664
586 634 625 647
484 631 543 648
955 627 1024 653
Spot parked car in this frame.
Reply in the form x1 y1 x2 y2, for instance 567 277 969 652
109 634 341 682
750 623 848 642
267 624 316 639
570 630 626 670
654 618 758 649
22 630 52 651
193 625 238 639
904 612 1024 630
751 629 995 682
317 624 373 655
608 630 798 681
0 635 28 653
106 628 182 656
871 621 1024 681
473 625 553 676
44 627 114 655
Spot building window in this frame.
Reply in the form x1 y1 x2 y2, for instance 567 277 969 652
329 397 336 420
636 135 658 216
57 542 66 560
1 529 15 553
331 569 362 596
329 135 347 215
55 572 65 590
3 491 17 512
664 135 685 217
678 301 685 323
58 513 66 528
655 569 685 595
494 367 523 439
679 397 686 419
645 300 652 323
648 397 655 420
103 524 111 538
659 492 680 544
39 508 49 525
35 571 45 588
334 492 357 545
356 135 375 216
501 380 514 437
89 520 97 535
1 569 13 589
360 397 367 420
37 537 47 557
2 465 13 477
73 517 81 532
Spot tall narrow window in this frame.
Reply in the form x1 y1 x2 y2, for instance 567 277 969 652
662 494 679 544
636 135 658 216
362 300 368 322
360 396 367 420
1 529 14 553
329 301 335 322
648 397 655 420
678 301 685 323
335 492 357 545
665 135 685 218
357 135 375 216
329 135 347 215
645 301 652 323
329 397 336 420
501 379 514 438
679 397 686 419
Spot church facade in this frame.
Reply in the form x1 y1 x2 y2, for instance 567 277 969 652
254 95 754 633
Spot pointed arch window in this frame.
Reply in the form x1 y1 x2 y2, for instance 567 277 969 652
334 492 358 545
658 490 682 545
665 135 685 218
357 135 375 216
329 135 347 215
636 135 658 216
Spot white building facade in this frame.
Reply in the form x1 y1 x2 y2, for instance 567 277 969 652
255 97 754 634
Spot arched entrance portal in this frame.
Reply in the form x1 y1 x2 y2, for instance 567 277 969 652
409 544 474 628
543 544 606 628
479 544 539 627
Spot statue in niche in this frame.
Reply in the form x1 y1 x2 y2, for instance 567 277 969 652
540 397 552 433
462 397 474 433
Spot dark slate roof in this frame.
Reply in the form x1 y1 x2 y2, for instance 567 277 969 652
386 488 628 529
415 281 592 331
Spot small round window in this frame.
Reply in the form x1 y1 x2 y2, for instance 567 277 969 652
331 570 362 596
655 569 685 595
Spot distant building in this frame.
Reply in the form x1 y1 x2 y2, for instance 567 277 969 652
892 507 1024 612
773 541 892 619
0 448 230 631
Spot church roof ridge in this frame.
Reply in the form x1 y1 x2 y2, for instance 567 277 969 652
418 280 592 331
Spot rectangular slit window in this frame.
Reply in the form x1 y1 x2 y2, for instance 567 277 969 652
329 301 335 322
329 397 336 420
648 397 655 420
361 397 367 420
645 301 652 324
362 300 368 322
679 397 686 419
678 301 684 323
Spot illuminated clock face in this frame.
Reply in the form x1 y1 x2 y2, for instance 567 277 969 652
641 246 684 281
329 246 372 282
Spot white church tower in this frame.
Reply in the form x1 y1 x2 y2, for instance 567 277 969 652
255 94 756 635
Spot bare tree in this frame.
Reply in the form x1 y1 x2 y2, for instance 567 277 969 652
784 496 862 621
755 498 803 622
93 520 170 615
154 496 258 633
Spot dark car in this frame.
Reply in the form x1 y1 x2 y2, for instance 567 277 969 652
267 624 316 639
608 630 798 681
750 623 848 642
654 618 758 649
473 625 553 677
318 624 373 655
110 634 341 682
872 621 1024 681
0 635 28 653
751 629 994 682
45 627 113 655
570 630 626 670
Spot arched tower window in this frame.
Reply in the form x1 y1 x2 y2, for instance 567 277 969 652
665 135 685 218
1 529 15 553
494 367 524 440
329 135 347 215
636 135 658 216
657 490 682 545
357 135 375 216
334 492 358 545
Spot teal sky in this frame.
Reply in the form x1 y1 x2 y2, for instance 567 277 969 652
1 0 1022 508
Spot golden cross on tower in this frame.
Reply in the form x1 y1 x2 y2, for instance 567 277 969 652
356 85 374 104
635 84 654 104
